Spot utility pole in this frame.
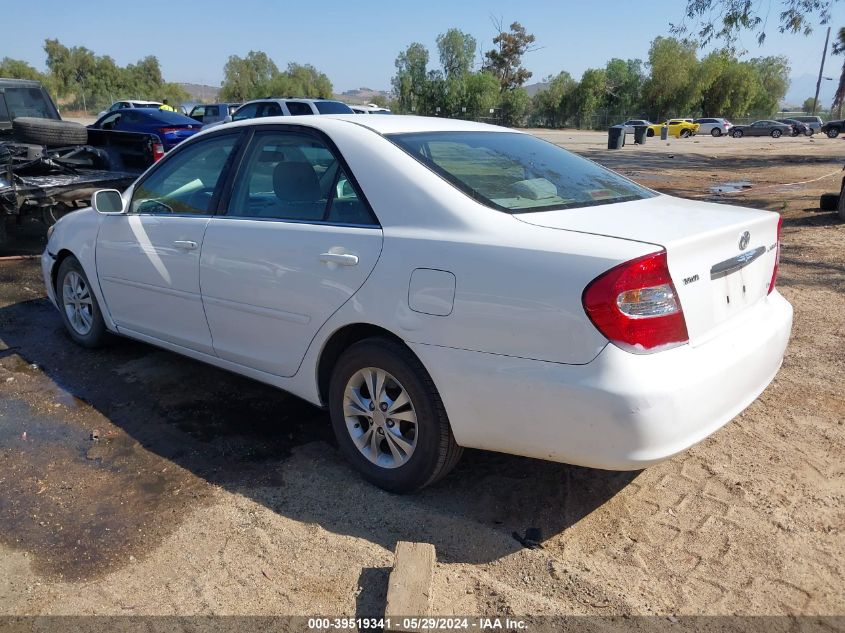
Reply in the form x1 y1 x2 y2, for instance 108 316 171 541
812 26 831 115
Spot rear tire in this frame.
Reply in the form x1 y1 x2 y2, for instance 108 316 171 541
820 193 840 211
646 129 654 137
12 117 88 147
328 337 462 493
771 129 782 138
56 256 109 348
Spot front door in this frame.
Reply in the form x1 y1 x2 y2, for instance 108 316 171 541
199 128 383 376
96 131 241 354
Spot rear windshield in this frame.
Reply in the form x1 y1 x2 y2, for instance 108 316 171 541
389 131 654 213
314 101 354 114
141 109 194 124
0 86 59 123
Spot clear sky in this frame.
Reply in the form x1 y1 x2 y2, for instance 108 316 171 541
3 0 844 103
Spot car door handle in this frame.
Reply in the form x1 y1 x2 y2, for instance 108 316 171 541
319 252 359 266
173 240 198 250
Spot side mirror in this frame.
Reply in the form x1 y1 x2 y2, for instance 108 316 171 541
92 189 125 214
222 115 232 124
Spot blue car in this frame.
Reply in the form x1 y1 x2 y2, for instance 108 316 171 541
89 108 201 151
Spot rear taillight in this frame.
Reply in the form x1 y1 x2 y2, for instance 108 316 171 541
153 142 165 162
768 215 782 294
582 250 689 353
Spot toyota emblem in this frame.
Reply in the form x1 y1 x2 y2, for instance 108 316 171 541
738 231 751 250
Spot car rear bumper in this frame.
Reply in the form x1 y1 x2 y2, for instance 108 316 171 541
410 290 792 470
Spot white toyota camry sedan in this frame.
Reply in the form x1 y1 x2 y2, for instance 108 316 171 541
42 115 793 492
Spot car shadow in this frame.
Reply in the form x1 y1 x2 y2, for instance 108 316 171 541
0 294 638 573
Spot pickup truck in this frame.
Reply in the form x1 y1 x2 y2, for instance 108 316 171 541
1 78 163 245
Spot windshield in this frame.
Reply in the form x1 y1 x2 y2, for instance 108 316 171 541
315 101 354 114
389 131 654 213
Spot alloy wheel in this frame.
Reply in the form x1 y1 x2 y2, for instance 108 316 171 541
343 367 418 469
62 271 94 335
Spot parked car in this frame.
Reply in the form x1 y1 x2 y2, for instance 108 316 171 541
189 103 241 126
776 118 812 136
42 115 792 492
97 99 162 119
620 119 653 134
349 104 392 114
89 108 201 151
820 118 845 137
730 120 792 138
647 119 700 138
792 115 824 134
693 117 733 137
204 98 355 130
1 78 164 245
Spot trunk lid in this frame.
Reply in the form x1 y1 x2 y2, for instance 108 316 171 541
515 194 780 347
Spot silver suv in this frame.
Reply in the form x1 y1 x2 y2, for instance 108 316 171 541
202 98 353 130
693 117 733 137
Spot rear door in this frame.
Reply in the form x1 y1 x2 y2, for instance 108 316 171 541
199 126 383 376
96 131 243 353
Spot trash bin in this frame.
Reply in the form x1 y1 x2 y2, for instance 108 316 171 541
633 125 648 144
660 124 669 141
608 125 625 150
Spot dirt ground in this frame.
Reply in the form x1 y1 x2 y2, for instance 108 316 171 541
0 130 842 624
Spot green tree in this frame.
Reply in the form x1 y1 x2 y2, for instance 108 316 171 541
483 21 537 92
672 0 834 46
604 58 646 114
643 37 700 118
700 55 761 118
532 71 576 127
219 51 279 101
463 71 500 119
803 96 818 112
832 27 845 118
391 43 429 112
437 28 477 79
747 56 790 115
0 58 43 81
499 86 530 126
570 68 608 128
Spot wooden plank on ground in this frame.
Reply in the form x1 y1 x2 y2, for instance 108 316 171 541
384 541 436 632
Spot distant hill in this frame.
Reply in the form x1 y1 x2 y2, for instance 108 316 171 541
523 81 549 97
337 87 389 104
179 83 220 103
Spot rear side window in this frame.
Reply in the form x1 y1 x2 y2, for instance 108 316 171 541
390 131 654 213
286 102 313 116
315 101 354 114
227 131 376 225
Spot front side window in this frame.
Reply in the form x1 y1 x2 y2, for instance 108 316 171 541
233 102 260 121
389 131 654 213
130 134 238 215
228 131 375 225
191 106 205 120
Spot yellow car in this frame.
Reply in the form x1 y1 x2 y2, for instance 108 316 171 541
647 119 700 138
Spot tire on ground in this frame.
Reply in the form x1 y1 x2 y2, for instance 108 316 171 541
826 127 840 138
819 193 840 211
328 337 462 493
12 117 88 147
56 256 109 348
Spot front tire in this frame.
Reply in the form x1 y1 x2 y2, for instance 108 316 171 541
827 127 840 138
56 256 108 348
711 128 722 137
733 130 743 138
680 129 691 138
328 338 462 493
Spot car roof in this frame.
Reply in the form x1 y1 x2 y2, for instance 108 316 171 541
120 99 161 104
210 114 512 136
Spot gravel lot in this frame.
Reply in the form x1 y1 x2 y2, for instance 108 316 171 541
0 130 842 623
